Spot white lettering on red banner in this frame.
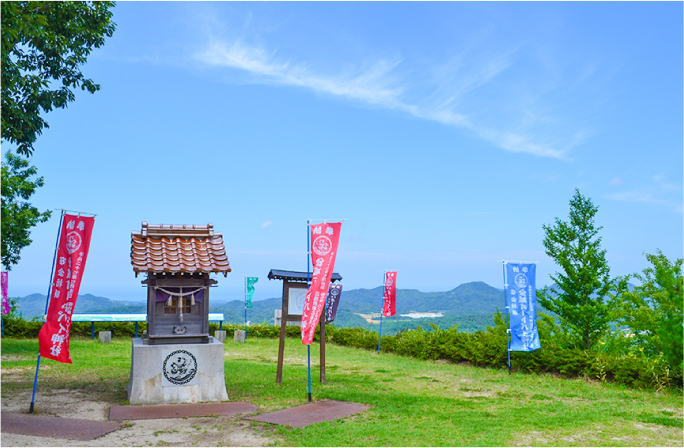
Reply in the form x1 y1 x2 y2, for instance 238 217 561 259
382 271 397 317
38 215 95 364
301 222 342 345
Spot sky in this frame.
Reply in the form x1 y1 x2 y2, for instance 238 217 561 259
3 2 682 304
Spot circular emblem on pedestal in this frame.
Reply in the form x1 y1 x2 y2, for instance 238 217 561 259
163 350 198 385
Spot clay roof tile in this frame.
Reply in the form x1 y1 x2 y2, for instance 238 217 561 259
130 223 231 275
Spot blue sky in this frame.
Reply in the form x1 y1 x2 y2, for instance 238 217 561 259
4 2 682 303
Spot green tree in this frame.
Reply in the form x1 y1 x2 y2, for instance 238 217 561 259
613 250 683 374
537 189 613 350
1 1 116 156
1 2 115 269
1 152 52 270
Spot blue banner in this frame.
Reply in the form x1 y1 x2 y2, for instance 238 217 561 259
505 262 540 352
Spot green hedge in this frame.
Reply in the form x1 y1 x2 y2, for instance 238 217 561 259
0 318 300 340
324 314 682 391
3 315 679 390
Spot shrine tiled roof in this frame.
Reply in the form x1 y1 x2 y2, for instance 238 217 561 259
131 223 231 275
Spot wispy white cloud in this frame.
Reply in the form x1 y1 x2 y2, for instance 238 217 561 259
605 174 683 213
197 40 404 106
195 39 571 159
260 220 273 228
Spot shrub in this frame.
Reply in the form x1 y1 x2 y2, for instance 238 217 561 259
2 314 679 390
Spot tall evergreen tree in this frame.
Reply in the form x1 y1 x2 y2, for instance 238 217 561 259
538 189 613 350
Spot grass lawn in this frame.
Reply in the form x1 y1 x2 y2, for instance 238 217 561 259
1 336 682 446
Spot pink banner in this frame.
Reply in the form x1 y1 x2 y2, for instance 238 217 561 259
382 271 397 317
38 215 95 364
1 271 8 315
301 222 342 345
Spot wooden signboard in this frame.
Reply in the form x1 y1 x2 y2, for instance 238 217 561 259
268 269 342 385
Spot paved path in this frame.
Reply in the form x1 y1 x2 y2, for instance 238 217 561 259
2 412 123 441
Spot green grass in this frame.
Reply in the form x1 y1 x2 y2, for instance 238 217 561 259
2 336 682 446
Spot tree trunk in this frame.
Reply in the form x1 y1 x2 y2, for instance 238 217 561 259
586 331 591 351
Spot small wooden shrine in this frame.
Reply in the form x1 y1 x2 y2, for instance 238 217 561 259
131 222 231 345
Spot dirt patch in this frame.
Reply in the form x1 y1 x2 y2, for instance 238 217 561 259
510 423 683 447
1 387 276 447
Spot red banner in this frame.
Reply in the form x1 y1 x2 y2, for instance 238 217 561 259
301 222 342 345
382 271 397 317
38 214 95 364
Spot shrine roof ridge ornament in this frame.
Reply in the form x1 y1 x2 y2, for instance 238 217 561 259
134 222 216 239
131 222 231 276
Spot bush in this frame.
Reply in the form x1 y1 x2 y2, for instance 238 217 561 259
326 312 682 391
3 313 679 390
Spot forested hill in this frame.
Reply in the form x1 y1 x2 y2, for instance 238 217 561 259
335 281 504 315
204 281 508 333
14 293 146 319
15 282 511 333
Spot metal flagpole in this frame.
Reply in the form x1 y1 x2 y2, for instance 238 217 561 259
503 261 512 375
378 271 385 353
244 276 247 338
306 219 312 402
30 209 65 413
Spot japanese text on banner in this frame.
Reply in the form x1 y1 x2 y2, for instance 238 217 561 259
38 215 95 364
325 283 343 324
506 262 540 352
301 222 341 345
382 271 397 317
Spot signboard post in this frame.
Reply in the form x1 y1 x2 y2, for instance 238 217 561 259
268 270 341 385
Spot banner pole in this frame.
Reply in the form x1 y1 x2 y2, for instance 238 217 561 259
244 276 247 338
306 219 312 402
1 271 6 337
378 271 385 353
503 261 511 375
30 209 65 413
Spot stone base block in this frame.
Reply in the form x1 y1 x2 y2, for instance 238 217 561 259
99 331 111 344
214 330 227 342
234 330 245 343
127 337 228 405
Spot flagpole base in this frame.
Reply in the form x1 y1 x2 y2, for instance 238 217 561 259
29 402 34 414
308 392 312 403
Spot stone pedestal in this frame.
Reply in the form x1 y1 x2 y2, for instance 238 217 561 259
99 331 111 344
214 330 227 342
234 330 246 343
127 337 228 405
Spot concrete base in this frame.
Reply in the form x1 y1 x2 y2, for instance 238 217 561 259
214 330 227 342
99 331 111 344
127 337 228 405
234 330 245 343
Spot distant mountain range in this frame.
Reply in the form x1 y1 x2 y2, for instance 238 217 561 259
13 282 507 333
13 293 146 319
13 281 565 334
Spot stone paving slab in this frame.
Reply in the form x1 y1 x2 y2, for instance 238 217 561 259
245 400 372 428
1 412 124 441
109 401 258 420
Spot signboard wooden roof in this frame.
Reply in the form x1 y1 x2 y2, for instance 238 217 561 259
267 269 342 283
